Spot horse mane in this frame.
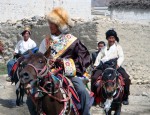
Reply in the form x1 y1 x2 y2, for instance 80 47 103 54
30 52 44 57
102 68 118 81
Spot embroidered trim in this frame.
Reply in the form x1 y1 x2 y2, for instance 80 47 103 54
53 34 77 59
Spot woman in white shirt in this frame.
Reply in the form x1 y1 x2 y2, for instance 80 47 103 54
6 28 36 81
91 29 130 105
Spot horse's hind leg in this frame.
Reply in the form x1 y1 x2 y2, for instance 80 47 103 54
16 88 20 106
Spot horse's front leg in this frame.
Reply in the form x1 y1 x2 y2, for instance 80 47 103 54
114 105 121 115
26 96 38 115
20 85 25 104
105 110 111 115
16 88 20 106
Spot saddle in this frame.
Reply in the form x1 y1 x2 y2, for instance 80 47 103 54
11 47 39 82
10 57 24 82
94 58 125 104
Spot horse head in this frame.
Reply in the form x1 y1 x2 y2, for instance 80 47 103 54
20 53 48 86
102 68 119 98
19 52 74 115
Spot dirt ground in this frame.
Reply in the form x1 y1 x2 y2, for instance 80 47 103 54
0 75 150 115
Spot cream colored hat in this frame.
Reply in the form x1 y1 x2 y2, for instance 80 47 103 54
47 7 73 33
21 26 31 36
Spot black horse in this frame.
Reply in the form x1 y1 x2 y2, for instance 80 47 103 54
97 67 124 115
10 56 26 106
11 47 39 106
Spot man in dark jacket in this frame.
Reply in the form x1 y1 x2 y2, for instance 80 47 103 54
92 41 105 64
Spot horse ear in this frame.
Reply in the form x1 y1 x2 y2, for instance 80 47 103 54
44 46 51 58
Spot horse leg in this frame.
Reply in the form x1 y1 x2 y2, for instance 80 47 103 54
18 85 22 105
108 110 112 115
104 110 111 115
16 88 20 106
114 105 121 115
26 96 37 115
20 85 25 104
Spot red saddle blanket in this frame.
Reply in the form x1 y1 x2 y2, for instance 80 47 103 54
10 62 18 79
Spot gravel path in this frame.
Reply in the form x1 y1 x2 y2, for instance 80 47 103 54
0 75 150 115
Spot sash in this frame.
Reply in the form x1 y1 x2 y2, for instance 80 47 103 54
45 34 77 59
53 34 77 59
63 58 76 77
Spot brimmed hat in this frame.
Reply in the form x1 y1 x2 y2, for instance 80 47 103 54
21 26 31 36
47 7 73 33
106 29 119 42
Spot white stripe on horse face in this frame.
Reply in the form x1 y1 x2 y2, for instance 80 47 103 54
108 73 112 77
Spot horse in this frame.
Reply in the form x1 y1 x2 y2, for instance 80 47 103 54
19 53 79 115
11 47 39 106
11 56 26 106
96 67 124 115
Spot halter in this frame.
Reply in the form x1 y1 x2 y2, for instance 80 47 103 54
26 56 49 78
24 57 76 115
27 64 49 78
101 68 119 99
102 77 117 86
102 68 117 87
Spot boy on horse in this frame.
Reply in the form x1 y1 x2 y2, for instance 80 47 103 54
6 27 37 82
92 29 131 105
39 7 92 115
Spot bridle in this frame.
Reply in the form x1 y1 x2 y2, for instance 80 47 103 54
101 68 119 99
26 56 49 78
23 56 73 115
27 64 49 78
102 77 117 86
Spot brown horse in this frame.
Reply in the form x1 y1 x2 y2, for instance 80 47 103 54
19 53 78 115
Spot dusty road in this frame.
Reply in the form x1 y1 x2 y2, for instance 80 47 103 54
0 75 150 115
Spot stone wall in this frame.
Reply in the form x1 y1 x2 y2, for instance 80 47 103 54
0 16 150 84
94 16 150 84
0 17 97 63
30 21 97 50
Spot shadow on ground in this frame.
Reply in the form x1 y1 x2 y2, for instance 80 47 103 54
0 98 16 108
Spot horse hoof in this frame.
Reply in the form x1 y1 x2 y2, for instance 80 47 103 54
122 100 129 105
16 100 20 106
16 103 20 106
20 101 25 105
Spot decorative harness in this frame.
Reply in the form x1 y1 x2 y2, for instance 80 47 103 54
25 57 79 115
96 68 124 100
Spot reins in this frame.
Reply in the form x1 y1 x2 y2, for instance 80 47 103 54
24 56 73 115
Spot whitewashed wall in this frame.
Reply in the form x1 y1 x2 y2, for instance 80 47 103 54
0 0 91 22
111 9 150 21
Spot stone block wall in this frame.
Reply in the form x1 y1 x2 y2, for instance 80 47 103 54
0 18 97 63
94 16 150 84
0 16 150 84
